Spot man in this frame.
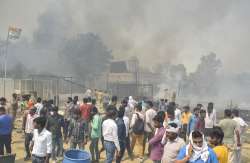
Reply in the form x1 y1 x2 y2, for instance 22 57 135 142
232 109 248 163
205 102 216 137
143 101 157 155
0 106 13 155
80 97 92 140
34 97 43 116
23 107 38 161
219 109 241 163
67 109 86 149
130 103 145 161
46 106 64 161
80 98 92 122
102 106 120 163
167 106 181 127
195 109 206 133
89 106 102 162
180 106 192 141
161 123 185 163
122 105 133 160
64 97 73 140
102 91 110 111
159 99 167 111
116 107 127 163
175 130 218 163
10 93 18 123
30 117 52 163
0 97 7 109
187 107 200 136
209 126 228 163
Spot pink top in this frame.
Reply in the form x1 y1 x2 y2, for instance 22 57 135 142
149 127 166 161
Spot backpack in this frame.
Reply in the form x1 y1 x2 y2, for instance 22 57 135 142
132 113 144 135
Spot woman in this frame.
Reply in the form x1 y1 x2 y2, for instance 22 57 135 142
175 130 218 163
148 114 165 163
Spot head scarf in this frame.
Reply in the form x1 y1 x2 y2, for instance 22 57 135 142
186 131 209 162
165 126 179 134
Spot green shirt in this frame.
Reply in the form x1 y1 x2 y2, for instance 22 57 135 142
91 114 102 139
218 118 238 145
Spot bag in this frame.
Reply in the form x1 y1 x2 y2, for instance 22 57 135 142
132 113 144 135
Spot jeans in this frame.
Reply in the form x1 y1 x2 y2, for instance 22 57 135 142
64 120 70 139
0 134 11 155
52 137 63 160
116 141 125 163
104 141 116 163
25 133 33 157
89 138 99 161
32 155 46 163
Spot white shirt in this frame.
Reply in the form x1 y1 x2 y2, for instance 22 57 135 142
233 117 248 139
102 119 120 151
175 108 181 122
32 129 52 157
205 110 216 128
25 114 38 133
123 116 130 137
34 103 43 116
145 108 157 132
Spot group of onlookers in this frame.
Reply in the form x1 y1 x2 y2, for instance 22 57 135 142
0 93 248 163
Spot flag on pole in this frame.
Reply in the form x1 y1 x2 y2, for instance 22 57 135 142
8 26 22 39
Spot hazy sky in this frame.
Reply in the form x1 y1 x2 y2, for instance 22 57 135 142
0 0 250 73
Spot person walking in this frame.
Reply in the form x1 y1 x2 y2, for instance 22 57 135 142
148 115 166 163
30 117 52 163
46 106 64 161
89 106 102 163
0 106 13 155
143 101 157 155
218 109 241 163
175 130 218 163
115 107 127 163
22 107 38 161
130 103 145 161
161 123 185 163
102 106 120 163
67 109 86 150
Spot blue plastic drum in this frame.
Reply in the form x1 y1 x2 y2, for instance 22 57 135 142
63 149 91 163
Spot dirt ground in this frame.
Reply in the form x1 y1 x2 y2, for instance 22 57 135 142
11 115 250 163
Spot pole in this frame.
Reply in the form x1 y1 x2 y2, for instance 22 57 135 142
4 29 10 97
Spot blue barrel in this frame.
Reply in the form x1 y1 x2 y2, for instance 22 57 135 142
63 149 91 163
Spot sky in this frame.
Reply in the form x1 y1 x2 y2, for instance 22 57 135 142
0 0 250 74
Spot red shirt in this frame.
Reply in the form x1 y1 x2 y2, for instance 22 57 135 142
80 103 92 121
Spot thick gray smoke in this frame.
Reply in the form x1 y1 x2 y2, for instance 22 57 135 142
1 0 250 104
1 0 250 73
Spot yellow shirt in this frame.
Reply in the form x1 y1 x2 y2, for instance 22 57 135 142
181 112 192 125
213 145 228 163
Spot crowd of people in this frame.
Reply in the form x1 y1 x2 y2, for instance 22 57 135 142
0 92 248 163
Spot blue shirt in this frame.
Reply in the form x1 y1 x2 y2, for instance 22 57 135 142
187 115 199 135
176 146 218 163
0 114 12 135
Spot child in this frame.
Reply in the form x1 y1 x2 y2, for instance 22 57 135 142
209 126 228 163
